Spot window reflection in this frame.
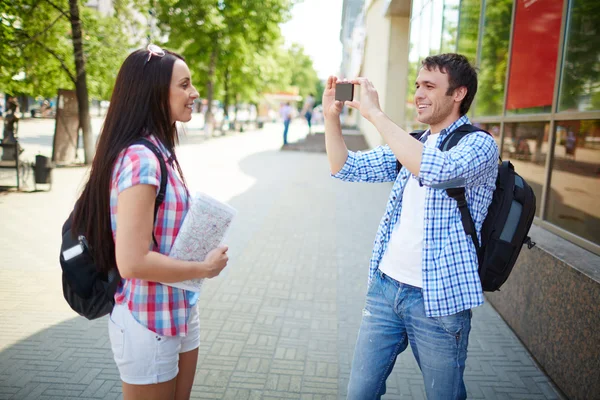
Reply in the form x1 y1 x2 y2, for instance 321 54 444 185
430 0 444 54
558 0 600 112
441 0 460 53
475 0 513 117
475 122 501 148
547 120 600 245
456 0 480 63
502 122 549 216
404 0 423 128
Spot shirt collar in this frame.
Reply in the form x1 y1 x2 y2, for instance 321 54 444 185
146 134 175 165
421 115 471 142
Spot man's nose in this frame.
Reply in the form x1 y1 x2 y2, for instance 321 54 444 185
414 87 425 100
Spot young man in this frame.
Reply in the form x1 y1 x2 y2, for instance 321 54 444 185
323 54 499 399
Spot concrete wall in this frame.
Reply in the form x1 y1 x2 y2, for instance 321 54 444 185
359 0 391 148
358 1 411 149
486 224 600 400
384 15 410 132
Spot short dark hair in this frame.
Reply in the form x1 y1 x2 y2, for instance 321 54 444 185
421 53 478 116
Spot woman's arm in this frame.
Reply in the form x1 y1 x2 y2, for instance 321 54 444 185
115 184 228 282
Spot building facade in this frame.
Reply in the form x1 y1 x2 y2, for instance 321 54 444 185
342 0 600 256
340 1 600 398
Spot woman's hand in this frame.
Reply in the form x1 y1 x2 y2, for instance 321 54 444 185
202 246 229 278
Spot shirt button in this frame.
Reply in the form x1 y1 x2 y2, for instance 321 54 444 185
393 196 396 200
385 218 389 222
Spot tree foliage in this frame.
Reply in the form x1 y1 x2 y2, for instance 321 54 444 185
155 0 321 118
0 0 135 100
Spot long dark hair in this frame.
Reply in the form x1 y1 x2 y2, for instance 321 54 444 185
72 47 188 274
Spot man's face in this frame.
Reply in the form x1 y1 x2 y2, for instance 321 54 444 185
414 67 456 127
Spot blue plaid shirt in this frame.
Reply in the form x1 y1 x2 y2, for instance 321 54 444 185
333 116 499 317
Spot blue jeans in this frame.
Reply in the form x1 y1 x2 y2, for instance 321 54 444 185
283 119 291 145
347 269 472 400
304 111 312 131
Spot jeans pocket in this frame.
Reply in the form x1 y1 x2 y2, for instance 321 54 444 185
434 309 470 338
108 312 126 359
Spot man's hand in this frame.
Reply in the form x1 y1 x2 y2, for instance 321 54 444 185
322 76 344 120
346 78 383 122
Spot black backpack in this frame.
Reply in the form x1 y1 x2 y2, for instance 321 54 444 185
395 124 536 291
60 138 168 319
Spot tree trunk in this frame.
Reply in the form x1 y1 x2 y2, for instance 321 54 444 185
204 44 218 135
223 66 230 119
223 66 231 131
69 0 93 164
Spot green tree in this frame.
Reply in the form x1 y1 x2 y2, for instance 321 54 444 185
156 0 295 130
285 43 319 101
1 0 135 163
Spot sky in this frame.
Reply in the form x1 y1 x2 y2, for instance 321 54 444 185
280 0 344 80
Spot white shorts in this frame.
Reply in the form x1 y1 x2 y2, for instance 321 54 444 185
107 303 200 385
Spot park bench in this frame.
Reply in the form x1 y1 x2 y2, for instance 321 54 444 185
0 139 23 189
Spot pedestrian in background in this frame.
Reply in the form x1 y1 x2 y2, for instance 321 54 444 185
70 45 229 400
301 93 316 134
280 101 293 146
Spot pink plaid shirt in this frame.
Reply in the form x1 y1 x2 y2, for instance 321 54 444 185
110 135 195 337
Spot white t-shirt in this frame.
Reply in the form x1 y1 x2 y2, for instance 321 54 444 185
378 133 440 288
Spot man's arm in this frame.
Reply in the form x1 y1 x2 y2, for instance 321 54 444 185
324 113 349 174
346 78 497 188
343 78 424 176
369 111 423 176
322 76 349 175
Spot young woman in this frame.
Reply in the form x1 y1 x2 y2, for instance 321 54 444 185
72 45 229 400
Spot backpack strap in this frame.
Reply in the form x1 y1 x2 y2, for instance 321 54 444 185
440 124 492 255
135 138 168 248
395 130 426 174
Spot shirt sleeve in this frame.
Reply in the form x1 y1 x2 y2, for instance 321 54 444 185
418 131 499 188
115 144 162 195
332 145 398 183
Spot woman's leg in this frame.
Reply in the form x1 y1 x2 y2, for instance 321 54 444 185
122 379 176 400
175 348 199 400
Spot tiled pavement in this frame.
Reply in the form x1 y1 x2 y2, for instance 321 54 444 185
0 120 565 399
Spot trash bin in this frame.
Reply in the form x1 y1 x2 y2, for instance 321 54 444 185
34 155 53 189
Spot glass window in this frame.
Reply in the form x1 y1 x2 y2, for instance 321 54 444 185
441 0 460 53
429 0 444 54
475 122 501 148
418 2 433 59
546 120 600 245
502 122 550 216
506 0 564 115
404 2 423 128
558 0 600 112
456 0 481 63
474 0 513 117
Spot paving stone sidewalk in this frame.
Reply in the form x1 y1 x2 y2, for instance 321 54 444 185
0 122 564 399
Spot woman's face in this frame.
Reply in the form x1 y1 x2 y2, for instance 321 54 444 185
169 59 199 123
